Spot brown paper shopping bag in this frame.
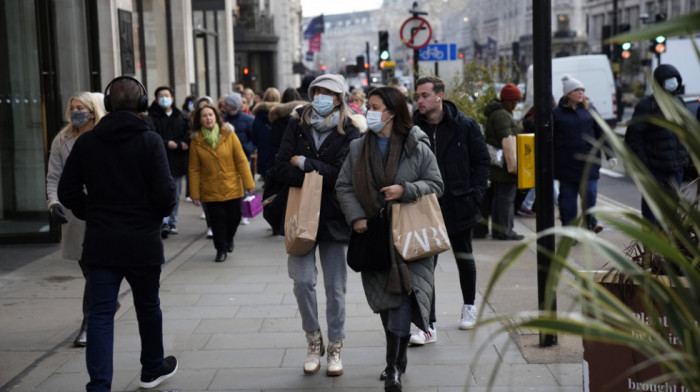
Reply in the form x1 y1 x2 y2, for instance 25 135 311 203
502 135 518 174
391 193 451 262
284 171 323 256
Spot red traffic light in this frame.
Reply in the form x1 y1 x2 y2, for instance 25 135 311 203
243 67 249 75
621 50 631 59
654 43 666 54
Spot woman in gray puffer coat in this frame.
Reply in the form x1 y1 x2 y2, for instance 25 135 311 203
336 87 443 392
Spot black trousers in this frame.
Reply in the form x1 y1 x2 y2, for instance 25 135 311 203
429 228 476 325
204 198 242 251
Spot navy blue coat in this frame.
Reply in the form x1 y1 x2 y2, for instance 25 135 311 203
58 111 176 266
147 102 190 177
413 100 491 235
552 99 607 182
251 102 278 177
224 111 255 158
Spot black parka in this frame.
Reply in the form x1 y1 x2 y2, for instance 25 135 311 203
147 102 191 177
275 107 361 243
413 100 491 235
58 111 176 266
625 64 689 174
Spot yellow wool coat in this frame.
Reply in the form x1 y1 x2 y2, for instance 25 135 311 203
189 123 255 202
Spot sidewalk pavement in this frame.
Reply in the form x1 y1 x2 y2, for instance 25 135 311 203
0 187 636 392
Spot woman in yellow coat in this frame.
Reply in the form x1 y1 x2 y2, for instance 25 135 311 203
189 104 256 262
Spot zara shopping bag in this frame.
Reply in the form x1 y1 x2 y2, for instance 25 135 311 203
284 171 323 256
391 193 451 262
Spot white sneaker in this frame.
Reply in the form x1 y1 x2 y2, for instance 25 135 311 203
460 304 477 330
186 196 192 202
326 339 343 376
408 325 436 345
200 212 206 220
206 228 213 238
241 217 251 225
303 330 325 374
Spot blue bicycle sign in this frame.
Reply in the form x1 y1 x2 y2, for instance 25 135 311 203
418 43 457 62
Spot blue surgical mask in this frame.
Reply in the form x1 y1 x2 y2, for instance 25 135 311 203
70 110 91 127
366 110 388 133
187 102 195 112
663 77 679 93
311 94 335 116
158 96 172 109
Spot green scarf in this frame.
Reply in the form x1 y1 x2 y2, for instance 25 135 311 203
201 123 220 149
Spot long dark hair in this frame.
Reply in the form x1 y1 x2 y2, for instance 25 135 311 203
367 87 413 135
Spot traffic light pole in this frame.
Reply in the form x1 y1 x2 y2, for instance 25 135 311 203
366 41 371 87
533 0 557 348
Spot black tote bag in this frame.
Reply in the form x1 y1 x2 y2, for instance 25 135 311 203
346 213 391 273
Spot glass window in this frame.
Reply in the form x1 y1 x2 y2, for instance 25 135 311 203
0 0 48 236
140 0 171 93
557 14 570 32
54 0 90 107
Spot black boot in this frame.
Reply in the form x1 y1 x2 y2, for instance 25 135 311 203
384 332 407 392
380 330 407 380
215 250 227 262
73 319 87 347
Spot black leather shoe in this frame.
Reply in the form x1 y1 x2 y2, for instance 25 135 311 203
214 250 227 262
226 243 233 253
73 327 87 347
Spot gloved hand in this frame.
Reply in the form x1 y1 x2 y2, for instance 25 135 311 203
50 204 69 224
608 158 619 167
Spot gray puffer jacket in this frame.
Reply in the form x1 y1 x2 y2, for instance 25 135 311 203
336 126 444 331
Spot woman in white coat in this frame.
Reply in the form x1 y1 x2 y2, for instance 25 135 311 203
46 91 105 346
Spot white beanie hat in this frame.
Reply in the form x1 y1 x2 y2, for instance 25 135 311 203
308 74 346 98
562 74 585 96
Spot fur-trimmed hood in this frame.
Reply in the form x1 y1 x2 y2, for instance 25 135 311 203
251 101 278 117
269 100 307 123
288 105 367 133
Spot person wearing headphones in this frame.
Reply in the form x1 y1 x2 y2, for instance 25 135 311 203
58 76 178 391
411 76 490 341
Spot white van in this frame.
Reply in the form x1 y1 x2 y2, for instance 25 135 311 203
523 55 617 124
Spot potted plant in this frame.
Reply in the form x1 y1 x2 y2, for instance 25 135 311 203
476 12 700 392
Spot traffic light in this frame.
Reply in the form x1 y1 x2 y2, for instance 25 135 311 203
378 31 390 61
356 55 365 71
621 42 632 59
653 35 666 54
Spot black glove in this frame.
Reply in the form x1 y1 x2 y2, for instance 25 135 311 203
50 204 69 224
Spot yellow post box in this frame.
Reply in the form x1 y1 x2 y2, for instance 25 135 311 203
517 134 535 189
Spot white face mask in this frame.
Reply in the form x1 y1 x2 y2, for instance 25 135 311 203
366 110 388 133
663 77 679 93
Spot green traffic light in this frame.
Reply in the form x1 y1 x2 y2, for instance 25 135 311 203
655 35 666 44
621 42 632 50
380 50 390 60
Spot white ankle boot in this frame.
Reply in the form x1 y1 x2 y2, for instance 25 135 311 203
326 339 343 376
304 330 325 374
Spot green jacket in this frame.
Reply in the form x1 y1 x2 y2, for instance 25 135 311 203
483 99 521 183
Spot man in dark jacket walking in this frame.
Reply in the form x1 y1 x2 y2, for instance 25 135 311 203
58 76 177 392
148 86 190 237
411 76 491 341
625 64 689 225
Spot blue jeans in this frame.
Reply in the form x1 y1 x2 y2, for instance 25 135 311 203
558 179 598 227
163 175 183 227
85 265 164 392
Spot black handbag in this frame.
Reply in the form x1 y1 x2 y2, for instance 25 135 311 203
346 212 391 272
262 167 288 236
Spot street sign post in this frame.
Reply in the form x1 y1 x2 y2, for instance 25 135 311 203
400 16 432 50
418 43 457 61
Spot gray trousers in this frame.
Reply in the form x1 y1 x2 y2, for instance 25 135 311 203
491 181 517 236
288 241 347 341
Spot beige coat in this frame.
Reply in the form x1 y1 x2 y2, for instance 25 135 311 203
46 130 85 260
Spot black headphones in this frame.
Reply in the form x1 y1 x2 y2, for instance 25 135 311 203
103 75 149 113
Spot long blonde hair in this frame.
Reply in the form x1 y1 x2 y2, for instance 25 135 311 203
59 92 106 136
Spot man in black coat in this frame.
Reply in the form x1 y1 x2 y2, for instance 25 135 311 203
412 76 491 340
58 76 178 392
147 86 190 237
625 64 689 225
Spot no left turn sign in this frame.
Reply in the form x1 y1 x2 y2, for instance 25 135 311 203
400 16 432 50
